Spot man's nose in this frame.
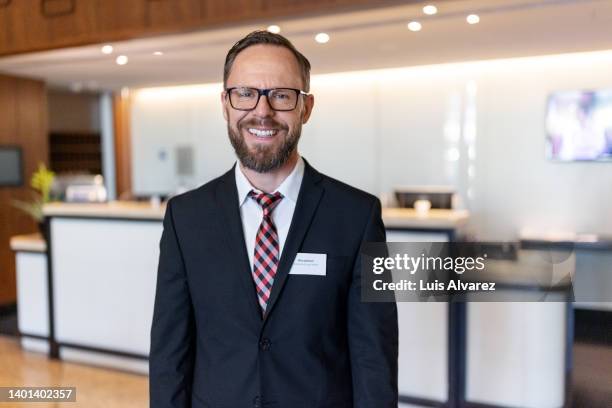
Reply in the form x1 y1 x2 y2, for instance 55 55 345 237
253 94 274 117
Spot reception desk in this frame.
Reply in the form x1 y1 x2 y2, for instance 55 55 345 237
381 209 569 408
12 202 165 373
12 202 570 408
15 202 466 372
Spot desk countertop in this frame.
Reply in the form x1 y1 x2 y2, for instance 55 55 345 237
382 208 469 230
519 231 612 251
10 233 46 253
42 202 469 230
43 201 166 220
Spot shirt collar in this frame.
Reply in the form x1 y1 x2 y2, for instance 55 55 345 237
235 156 305 207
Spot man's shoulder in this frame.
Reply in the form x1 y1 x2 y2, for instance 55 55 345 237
316 170 379 211
166 169 231 212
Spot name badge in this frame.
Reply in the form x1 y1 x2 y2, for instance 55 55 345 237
289 253 327 276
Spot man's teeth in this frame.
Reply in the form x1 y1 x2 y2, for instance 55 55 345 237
248 128 278 137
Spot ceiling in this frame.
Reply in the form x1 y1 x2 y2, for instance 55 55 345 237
0 0 611 91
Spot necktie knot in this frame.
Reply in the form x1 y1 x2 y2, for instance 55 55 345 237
249 190 283 216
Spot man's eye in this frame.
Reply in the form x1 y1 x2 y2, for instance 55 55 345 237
237 89 254 98
273 92 291 100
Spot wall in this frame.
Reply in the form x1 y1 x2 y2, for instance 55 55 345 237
131 84 231 196
130 49 612 240
0 73 48 306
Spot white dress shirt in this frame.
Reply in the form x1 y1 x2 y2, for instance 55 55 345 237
235 156 305 272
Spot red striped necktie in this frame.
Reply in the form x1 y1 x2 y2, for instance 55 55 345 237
249 190 284 314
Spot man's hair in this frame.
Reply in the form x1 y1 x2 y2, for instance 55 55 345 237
223 30 311 92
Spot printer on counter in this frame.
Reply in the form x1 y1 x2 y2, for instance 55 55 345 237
51 174 108 203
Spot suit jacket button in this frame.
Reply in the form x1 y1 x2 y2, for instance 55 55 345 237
253 395 262 407
259 338 271 351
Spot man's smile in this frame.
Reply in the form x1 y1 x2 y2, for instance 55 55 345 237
247 127 279 137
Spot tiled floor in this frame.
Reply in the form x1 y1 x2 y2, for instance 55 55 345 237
0 335 148 407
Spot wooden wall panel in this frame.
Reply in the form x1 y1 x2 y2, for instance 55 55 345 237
0 1 11 52
91 0 147 39
261 0 336 13
0 74 48 306
1 0 95 54
146 0 204 28
204 0 262 24
0 0 417 56
0 75 17 306
113 92 132 200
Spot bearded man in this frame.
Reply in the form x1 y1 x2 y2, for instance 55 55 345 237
149 30 398 408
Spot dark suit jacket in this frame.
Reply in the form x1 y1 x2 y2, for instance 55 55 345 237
149 159 398 408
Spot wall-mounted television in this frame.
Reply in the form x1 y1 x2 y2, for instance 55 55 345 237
545 90 612 161
0 146 24 187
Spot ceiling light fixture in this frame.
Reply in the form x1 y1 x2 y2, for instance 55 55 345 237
407 21 422 32
467 14 480 24
315 33 330 44
115 55 128 65
423 5 438 15
101 45 113 54
153 51 163 56
267 25 281 34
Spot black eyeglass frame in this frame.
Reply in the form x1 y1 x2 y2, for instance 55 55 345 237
225 87 309 111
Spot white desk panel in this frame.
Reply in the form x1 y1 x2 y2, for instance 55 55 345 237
466 301 567 408
387 229 449 402
51 218 162 355
16 252 49 336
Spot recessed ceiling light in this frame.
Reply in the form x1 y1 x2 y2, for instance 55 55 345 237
467 14 480 24
407 21 422 32
267 25 281 34
153 51 163 56
115 55 128 65
101 45 113 54
315 33 330 44
423 5 438 15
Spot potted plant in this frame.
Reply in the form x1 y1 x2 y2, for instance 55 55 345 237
12 162 56 236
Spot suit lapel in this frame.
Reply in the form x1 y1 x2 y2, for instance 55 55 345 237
263 160 324 322
215 166 263 324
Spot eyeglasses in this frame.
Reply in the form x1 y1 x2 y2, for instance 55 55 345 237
225 87 308 111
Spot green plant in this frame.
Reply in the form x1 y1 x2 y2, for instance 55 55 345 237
12 163 55 222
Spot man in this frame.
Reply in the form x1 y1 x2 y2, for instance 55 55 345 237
150 30 398 408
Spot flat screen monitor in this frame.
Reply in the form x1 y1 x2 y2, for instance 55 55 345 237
546 90 612 161
0 146 24 186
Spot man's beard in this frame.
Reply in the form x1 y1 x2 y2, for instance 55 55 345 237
228 118 301 173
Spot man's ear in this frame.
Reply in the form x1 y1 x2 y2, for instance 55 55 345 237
301 94 315 124
221 91 229 121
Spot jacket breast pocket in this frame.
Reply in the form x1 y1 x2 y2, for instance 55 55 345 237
286 255 350 290
283 255 351 320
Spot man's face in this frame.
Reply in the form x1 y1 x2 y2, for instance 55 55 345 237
222 44 314 173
